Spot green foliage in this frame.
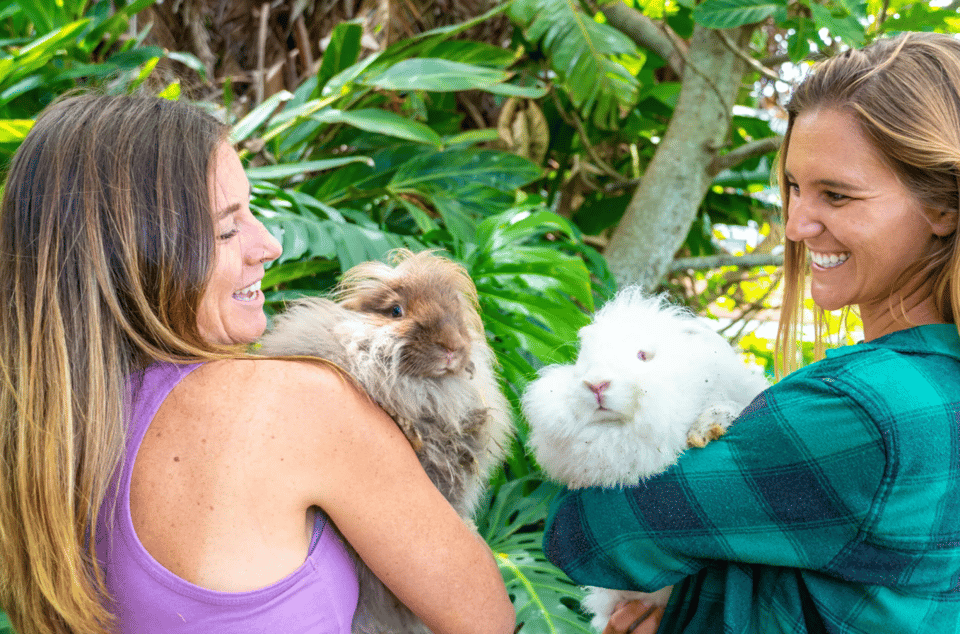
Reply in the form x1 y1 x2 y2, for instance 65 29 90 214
0 0 202 157
479 476 591 634
508 0 642 128
3 1 952 631
692 0 789 29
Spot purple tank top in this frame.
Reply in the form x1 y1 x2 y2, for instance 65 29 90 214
96 361 359 633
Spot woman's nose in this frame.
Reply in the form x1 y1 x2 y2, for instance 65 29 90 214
784 196 824 242
248 220 282 264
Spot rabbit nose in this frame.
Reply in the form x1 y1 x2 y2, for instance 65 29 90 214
584 380 610 405
442 346 463 369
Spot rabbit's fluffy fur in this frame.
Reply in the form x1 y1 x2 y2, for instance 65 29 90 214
258 249 512 634
521 287 768 629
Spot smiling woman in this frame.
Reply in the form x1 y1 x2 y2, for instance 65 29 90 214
0 94 515 634
544 32 960 634
197 143 282 345
782 106 955 335
777 35 960 360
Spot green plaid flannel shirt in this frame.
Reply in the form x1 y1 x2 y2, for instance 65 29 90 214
544 324 960 633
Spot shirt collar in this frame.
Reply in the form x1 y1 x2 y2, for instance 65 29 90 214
825 324 960 362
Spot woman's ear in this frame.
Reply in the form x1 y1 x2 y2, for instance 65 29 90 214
928 207 958 237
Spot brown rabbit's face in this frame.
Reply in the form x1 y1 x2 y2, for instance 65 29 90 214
352 282 474 378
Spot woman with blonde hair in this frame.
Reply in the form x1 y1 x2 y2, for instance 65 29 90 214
546 31 960 633
0 94 514 634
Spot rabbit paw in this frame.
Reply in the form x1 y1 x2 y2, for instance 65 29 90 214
395 416 425 453
686 423 727 448
686 403 738 448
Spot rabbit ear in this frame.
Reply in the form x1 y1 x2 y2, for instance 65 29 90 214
334 259 397 307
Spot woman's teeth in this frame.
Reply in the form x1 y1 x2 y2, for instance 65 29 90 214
234 280 261 301
810 252 849 269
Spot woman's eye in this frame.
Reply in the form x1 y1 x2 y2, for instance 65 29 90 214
825 191 849 204
218 227 239 240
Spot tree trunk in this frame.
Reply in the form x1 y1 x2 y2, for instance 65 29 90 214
603 24 756 290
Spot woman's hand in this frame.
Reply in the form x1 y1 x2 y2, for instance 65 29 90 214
602 600 665 634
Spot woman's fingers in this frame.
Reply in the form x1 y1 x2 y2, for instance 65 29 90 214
602 601 665 634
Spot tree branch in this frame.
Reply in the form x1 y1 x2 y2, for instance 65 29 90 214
709 136 782 175
600 0 685 76
716 29 779 82
549 89 625 182
669 252 783 273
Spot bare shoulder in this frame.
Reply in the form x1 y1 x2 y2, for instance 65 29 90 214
191 357 349 395
183 358 374 417
182 356 403 447
171 358 397 454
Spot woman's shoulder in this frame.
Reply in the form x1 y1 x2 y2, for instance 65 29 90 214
191 357 355 397
173 357 383 435
760 325 960 449
795 325 960 399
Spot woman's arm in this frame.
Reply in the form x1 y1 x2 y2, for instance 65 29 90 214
260 359 515 634
544 372 887 592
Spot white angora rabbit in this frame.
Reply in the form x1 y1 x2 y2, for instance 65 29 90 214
521 287 769 629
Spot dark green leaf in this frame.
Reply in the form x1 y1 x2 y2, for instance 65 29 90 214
692 0 787 29
808 3 865 47
317 21 363 93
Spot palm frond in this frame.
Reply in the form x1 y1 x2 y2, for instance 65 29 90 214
509 0 641 128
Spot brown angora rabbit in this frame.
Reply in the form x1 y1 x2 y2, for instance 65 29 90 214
258 248 513 634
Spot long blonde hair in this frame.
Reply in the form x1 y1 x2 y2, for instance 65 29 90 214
0 95 235 633
776 32 960 375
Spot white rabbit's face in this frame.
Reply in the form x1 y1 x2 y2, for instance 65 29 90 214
568 322 658 427
567 309 707 432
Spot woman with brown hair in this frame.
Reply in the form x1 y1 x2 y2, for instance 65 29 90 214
546 31 960 634
0 94 514 634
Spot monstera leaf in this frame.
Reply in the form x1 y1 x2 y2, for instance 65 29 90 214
479 477 592 634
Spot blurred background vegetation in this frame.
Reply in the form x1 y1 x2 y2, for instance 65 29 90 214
0 0 955 630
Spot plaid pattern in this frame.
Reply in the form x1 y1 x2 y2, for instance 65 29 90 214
544 324 960 633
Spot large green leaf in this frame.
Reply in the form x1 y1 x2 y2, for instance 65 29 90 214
509 0 640 129
313 108 442 147
693 0 788 29
389 149 542 198
419 40 517 69
245 157 373 181
808 2 864 47
365 58 510 92
479 477 591 634
316 21 363 94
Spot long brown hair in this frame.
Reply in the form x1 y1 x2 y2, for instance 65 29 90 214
776 32 960 375
0 94 235 633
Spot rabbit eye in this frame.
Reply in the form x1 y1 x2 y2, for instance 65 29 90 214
389 304 404 318
638 350 653 361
